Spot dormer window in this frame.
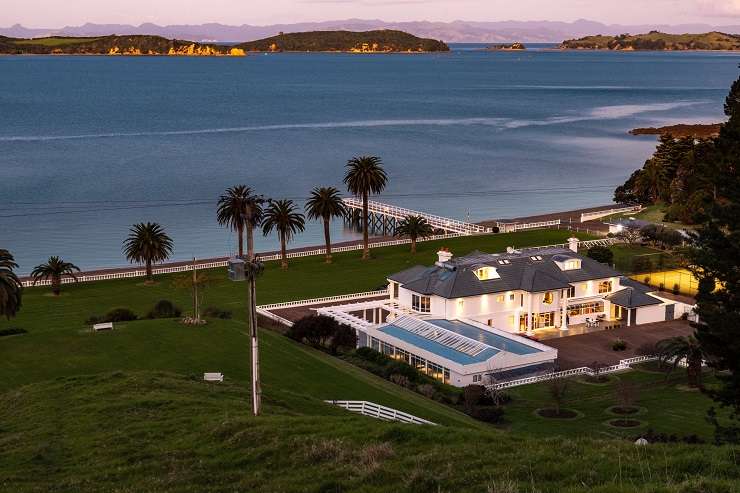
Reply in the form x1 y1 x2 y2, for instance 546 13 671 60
598 280 613 294
530 255 543 261
543 291 554 304
474 266 500 281
497 259 511 265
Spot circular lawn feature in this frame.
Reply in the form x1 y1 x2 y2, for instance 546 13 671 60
604 418 647 429
534 408 582 420
576 374 619 386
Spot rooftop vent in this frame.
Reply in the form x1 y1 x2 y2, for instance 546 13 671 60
437 248 453 264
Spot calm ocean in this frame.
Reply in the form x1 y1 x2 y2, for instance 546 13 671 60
1 44 737 273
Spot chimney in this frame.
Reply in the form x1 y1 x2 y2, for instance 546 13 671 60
437 248 453 264
568 237 579 253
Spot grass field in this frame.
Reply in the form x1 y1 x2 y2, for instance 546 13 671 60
2 229 737 491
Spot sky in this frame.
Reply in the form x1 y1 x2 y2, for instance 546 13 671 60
2 0 740 27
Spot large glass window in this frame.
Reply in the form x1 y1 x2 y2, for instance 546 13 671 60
567 286 575 298
598 281 613 294
534 312 556 329
543 291 554 304
412 294 431 313
568 301 605 316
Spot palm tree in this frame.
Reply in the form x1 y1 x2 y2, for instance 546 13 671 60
245 257 265 416
656 335 705 388
0 249 22 319
262 200 305 270
217 185 249 258
395 215 435 254
30 256 80 296
343 155 388 260
122 222 174 282
305 187 347 263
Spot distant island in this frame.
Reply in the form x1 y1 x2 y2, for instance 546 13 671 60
0 35 246 56
0 30 449 55
236 30 449 53
630 123 722 139
560 31 740 51
485 42 526 51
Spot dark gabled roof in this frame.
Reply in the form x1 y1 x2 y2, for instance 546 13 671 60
388 247 622 299
606 287 662 308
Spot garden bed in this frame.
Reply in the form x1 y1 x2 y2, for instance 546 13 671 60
534 408 582 420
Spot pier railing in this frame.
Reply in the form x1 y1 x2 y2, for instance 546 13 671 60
343 197 491 234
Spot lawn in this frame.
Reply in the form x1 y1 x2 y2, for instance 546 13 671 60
1 371 738 493
1 228 738 491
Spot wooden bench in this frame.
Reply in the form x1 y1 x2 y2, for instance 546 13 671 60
203 372 224 382
93 322 113 331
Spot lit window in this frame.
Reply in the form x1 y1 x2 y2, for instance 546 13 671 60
564 260 580 270
496 295 504 303
567 286 575 298
530 255 543 261
474 267 499 281
508 316 515 328
498 259 511 265
598 281 613 294
412 294 431 313
509 293 515 301
543 292 554 304
473 375 482 383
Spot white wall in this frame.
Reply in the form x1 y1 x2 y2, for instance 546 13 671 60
636 304 667 325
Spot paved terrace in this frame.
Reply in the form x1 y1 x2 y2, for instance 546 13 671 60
546 319 694 369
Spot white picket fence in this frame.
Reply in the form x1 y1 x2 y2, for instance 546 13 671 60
21 231 613 288
490 355 660 390
257 290 388 311
325 400 436 425
581 206 643 223
496 219 561 233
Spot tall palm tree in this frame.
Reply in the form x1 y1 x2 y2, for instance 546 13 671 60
245 257 265 416
217 185 249 258
0 249 22 319
657 335 705 388
30 256 80 296
122 222 174 282
344 155 388 260
305 186 347 263
262 200 306 270
395 215 435 254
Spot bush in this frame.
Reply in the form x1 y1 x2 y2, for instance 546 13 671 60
672 283 680 295
490 226 500 233
470 406 505 424
416 384 436 398
202 306 232 319
389 373 410 388
463 384 486 411
0 327 27 337
612 338 627 351
147 299 182 319
105 307 138 322
355 346 391 365
586 245 614 265
635 342 657 356
288 315 338 347
383 360 420 382
329 324 357 354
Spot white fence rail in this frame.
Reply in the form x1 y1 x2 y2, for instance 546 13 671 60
21 230 606 289
325 400 436 425
496 219 561 233
490 355 659 390
581 206 643 223
343 197 491 234
257 290 388 311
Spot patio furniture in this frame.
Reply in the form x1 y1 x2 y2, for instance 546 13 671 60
93 322 113 331
203 372 224 382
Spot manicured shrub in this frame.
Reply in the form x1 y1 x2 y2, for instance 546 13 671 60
355 346 391 365
105 307 138 322
383 360 419 382
329 324 357 354
612 338 627 351
586 245 614 265
147 299 182 319
672 283 680 295
288 315 337 347
490 226 500 233
203 306 232 319
470 406 505 424
0 327 27 337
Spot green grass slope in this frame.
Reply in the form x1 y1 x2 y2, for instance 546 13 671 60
1 372 738 493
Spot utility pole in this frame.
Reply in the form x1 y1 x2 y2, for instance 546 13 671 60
192 257 199 322
249 266 260 415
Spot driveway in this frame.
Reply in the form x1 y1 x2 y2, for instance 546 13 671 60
545 320 695 369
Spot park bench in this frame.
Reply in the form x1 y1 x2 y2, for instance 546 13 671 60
203 372 224 382
93 322 113 331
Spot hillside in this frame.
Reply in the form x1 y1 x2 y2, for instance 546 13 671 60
235 30 449 53
0 34 245 55
560 31 740 50
1 372 738 492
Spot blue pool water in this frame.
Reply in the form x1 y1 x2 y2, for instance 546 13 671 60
1 46 737 272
